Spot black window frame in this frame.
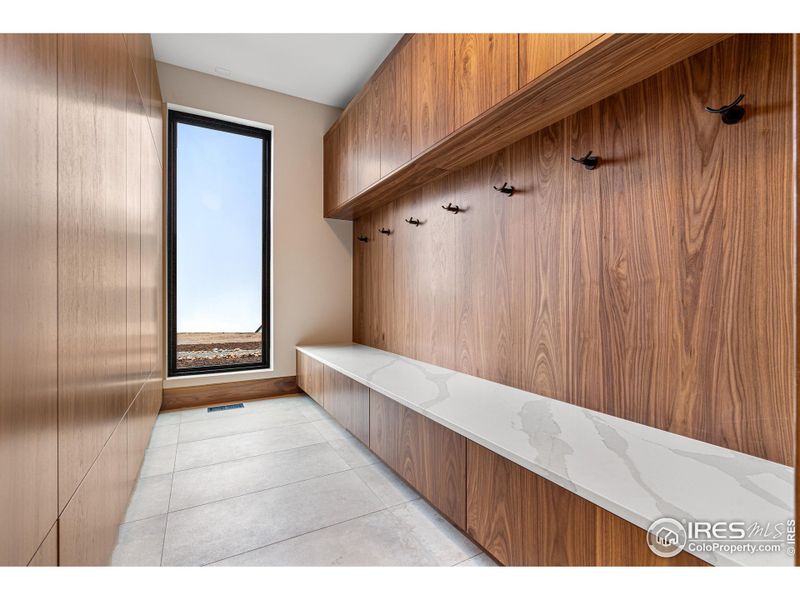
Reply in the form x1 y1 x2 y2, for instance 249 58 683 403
167 109 271 377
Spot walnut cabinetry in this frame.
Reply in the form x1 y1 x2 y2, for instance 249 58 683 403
296 350 324 406
466 441 706 566
369 390 466 528
322 365 370 445
1 33 164 566
322 33 731 219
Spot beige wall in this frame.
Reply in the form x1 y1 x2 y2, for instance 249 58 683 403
157 62 352 388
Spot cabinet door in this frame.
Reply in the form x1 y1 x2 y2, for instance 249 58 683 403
519 34 601 87
453 34 518 129
338 110 358 203
357 81 381 191
323 125 340 215
323 366 369 445
296 351 324 407
410 34 454 157
0 33 58 567
369 390 466 528
378 41 411 177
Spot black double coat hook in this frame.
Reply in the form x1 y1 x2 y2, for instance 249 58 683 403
705 94 745 125
493 182 515 196
571 151 599 170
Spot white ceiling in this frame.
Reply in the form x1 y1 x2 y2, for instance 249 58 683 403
151 34 403 108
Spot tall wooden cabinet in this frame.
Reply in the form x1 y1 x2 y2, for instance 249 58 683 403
0 33 164 566
0 34 59 567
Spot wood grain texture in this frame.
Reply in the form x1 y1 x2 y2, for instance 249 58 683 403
0 34 59 567
352 212 372 345
796 32 800 568
467 441 706 565
323 366 369 445
141 110 162 379
326 34 730 220
147 43 163 165
391 178 456 367
58 33 129 511
379 40 412 176
367 202 396 350
296 351 324 406
354 34 795 466
123 34 151 118
323 125 340 214
27 522 58 566
519 34 601 86
369 390 466 527
454 149 524 388
454 34 519 130
59 414 128 566
126 64 145 405
161 376 300 412
357 82 381 191
339 110 358 203
410 34 454 158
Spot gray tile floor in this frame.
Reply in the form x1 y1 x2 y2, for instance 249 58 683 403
112 394 496 567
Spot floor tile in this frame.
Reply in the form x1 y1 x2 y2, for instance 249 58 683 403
154 411 181 427
297 399 330 422
139 445 176 478
455 553 497 567
178 396 310 424
212 509 443 566
162 470 384 566
169 442 349 511
389 499 480 565
174 422 325 471
311 418 353 442
354 462 419 507
178 405 309 443
112 514 167 566
148 424 179 448
328 437 379 468
123 473 173 523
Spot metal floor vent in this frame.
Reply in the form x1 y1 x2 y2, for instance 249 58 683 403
207 403 245 413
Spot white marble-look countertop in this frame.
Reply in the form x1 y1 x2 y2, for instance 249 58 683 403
297 343 795 567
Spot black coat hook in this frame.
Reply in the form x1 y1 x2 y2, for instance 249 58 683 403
571 151 599 170
357 235 369 243
378 227 391 236
705 94 745 125
493 182 514 196
405 217 422 227
442 203 462 214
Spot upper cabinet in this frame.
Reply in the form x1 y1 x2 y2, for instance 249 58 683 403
323 33 731 220
518 34 601 86
410 33 454 158
453 34 519 129
377 40 412 177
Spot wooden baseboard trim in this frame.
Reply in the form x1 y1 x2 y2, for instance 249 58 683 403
161 375 301 412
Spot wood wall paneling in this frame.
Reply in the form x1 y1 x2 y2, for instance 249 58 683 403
379 40 412 177
323 366 369 445
454 148 524 388
369 390 466 528
161 376 300 412
123 34 151 119
141 114 162 379
352 213 372 345
466 441 706 565
57 33 130 511
368 202 396 350
392 178 456 368
0 34 58 566
59 415 129 566
355 34 795 466
410 33 454 158
28 522 58 566
453 34 519 130
519 34 601 87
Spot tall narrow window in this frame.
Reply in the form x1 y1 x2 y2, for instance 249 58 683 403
167 110 270 376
